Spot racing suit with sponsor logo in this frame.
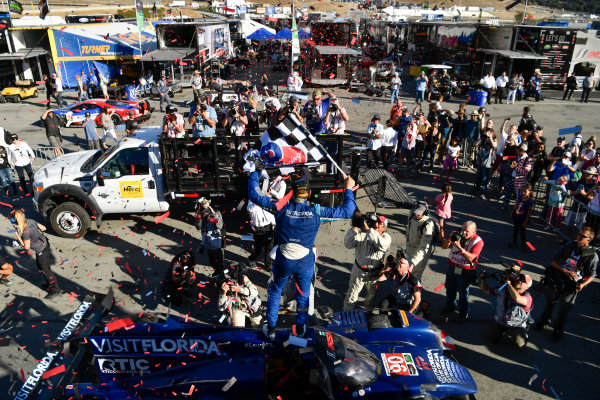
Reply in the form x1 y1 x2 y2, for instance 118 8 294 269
406 214 434 281
248 171 356 329
444 234 484 316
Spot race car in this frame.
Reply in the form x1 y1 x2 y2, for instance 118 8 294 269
15 291 477 400
53 98 153 128
0 79 39 103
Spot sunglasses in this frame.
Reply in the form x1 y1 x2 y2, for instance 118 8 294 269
577 233 592 239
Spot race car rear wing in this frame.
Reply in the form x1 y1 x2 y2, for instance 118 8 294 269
13 289 114 400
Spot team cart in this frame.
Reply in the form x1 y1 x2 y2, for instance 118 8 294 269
13 290 478 400
31 127 353 239
0 79 39 103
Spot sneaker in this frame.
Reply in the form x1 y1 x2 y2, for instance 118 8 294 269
456 314 469 323
262 324 276 341
0 279 12 286
45 289 62 300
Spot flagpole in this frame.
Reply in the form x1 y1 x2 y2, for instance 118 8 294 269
521 0 528 24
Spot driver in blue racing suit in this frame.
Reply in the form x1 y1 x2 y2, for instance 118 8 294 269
248 171 356 339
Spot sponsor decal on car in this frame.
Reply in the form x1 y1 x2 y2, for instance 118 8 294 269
381 353 419 377
119 181 143 198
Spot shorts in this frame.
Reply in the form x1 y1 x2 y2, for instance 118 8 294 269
400 146 415 156
443 156 458 170
48 135 62 149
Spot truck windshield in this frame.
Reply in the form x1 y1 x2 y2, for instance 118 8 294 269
81 146 118 173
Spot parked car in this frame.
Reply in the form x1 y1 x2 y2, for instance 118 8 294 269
0 80 39 103
54 99 153 128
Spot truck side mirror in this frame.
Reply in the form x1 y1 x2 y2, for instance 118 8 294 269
97 170 105 186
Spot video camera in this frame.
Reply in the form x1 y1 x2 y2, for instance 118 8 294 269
351 211 380 230
481 262 524 284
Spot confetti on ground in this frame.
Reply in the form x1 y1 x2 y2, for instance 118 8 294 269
434 284 445 292
154 211 170 224
351 98 360 104
526 242 536 251
222 376 237 392
42 364 65 379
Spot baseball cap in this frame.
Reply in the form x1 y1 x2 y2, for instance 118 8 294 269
518 143 528 152
563 151 572 158
583 166 598 175
372 114 381 121
312 89 322 98
197 197 211 206
377 215 388 227
292 175 310 197
535 125 544 131
414 203 427 215
194 70 201 74
557 136 566 142
165 105 177 114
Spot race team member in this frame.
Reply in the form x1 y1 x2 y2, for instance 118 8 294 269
82 112 102 150
302 89 331 134
125 110 139 136
248 172 356 340
480 269 533 348
10 209 62 299
218 272 261 327
162 105 185 139
441 221 484 323
376 251 422 313
534 227 598 341
163 249 196 306
7 134 35 196
40 109 63 157
189 95 218 137
100 106 118 148
405 203 435 281
195 197 225 278
343 213 392 311
380 119 398 170
259 97 281 128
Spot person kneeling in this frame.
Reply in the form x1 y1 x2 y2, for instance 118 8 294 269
480 269 533 348
376 250 422 314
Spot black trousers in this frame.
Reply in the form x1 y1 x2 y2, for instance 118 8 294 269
563 87 575 100
36 246 60 291
380 146 395 169
15 164 33 195
495 87 505 103
366 148 381 168
512 220 527 246
207 248 224 277
537 287 577 333
581 87 592 102
249 225 274 267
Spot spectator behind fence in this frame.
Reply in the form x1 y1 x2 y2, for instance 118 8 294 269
565 167 598 230
508 184 534 252
541 175 569 231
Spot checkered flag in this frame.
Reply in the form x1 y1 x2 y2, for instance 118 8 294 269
244 114 329 175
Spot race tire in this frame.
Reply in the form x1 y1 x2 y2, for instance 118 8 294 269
32 90 39 98
111 113 123 126
143 99 151 112
13 95 21 103
50 202 91 239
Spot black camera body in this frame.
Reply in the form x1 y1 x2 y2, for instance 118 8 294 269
200 104 208 112
329 103 339 112
450 231 465 242
228 108 237 118
305 104 318 120
481 262 524 285
352 211 379 229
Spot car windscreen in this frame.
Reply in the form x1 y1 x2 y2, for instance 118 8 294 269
314 329 381 391
81 146 117 173
105 100 132 108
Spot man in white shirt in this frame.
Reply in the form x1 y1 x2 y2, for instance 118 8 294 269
495 72 509 104
381 119 398 169
190 70 203 103
286 71 303 92
53 73 67 107
162 105 185 138
390 72 402 104
366 115 383 168
482 72 496 105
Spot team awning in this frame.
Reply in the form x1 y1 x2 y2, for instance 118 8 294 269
140 48 196 62
0 48 47 61
315 46 362 56
477 48 547 60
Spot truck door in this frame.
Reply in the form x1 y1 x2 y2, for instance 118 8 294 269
91 147 163 214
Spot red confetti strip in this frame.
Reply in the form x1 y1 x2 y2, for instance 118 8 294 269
42 364 65 379
59 47 73 56
526 242 536 251
105 318 135 332
154 211 170 224
434 284 445 292
0 201 13 208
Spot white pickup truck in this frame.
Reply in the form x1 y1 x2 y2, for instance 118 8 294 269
32 127 350 238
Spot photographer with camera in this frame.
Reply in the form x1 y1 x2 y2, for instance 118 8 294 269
222 102 249 137
472 128 498 198
480 265 533 347
376 249 422 313
343 212 392 311
195 197 225 279
277 95 304 124
534 227 598 341
302 89 332 135
405 202 436 281
260 97 281 128
441 221 484 323
162 105 185 139
366 115 384 169
163 249 196 306
189 95 218 138
218 268 262 328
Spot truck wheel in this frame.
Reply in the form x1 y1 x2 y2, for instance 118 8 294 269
50 202 91 239
13 95 21 103
0 95 5 103
32 90 39 98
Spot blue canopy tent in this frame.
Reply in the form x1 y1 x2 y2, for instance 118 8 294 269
298 29 311 39
247 28 275 40
274 28 311 40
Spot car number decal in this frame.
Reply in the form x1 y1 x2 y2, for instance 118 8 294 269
381 353 419 377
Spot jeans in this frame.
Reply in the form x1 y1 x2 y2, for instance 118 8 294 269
0 167 14 188
495 87 505 103
366 148 381 168
266 249 315 328
78 90 89 102
37 246 60 291
56 91 67 107
390 87 400 104
512 220 527 246
249 225 274 268
160 92 172 111
444 264 474 316
381 146 395 169
563 88 575 100
15 164 33 194
507 89 517 103
474 166 491 193
323 139 338 174
537 288 577 333
415 90 425 104
462 139 476 167
420 146 437 170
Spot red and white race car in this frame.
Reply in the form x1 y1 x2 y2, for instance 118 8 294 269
55 98 153 128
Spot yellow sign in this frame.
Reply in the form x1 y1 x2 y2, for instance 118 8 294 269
119 181 144 198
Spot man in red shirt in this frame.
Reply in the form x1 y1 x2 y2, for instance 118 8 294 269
390 97 405 131
441 221 484 322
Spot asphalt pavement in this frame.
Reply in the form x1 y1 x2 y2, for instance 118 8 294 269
0 69 598 400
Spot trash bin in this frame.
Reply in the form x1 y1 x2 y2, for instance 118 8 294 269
468 89 487 106
124 86 137 101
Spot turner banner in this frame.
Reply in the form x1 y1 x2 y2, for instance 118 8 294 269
53 29 155 58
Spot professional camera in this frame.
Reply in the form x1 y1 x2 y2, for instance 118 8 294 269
305 104 318 120
481 262 523 284
450 231 465 243
287 95 299 108
228 107 238 118
351 211 379 229
199 104 208 113
329 102 339 112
